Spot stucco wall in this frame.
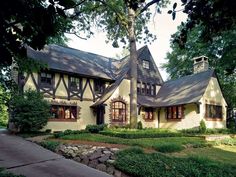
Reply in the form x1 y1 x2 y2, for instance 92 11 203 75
24 72 97 132
159 104 201 130
138 107 159 128
200 77 227 128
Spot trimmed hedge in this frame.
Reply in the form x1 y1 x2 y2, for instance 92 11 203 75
53 129 88 138
100 128 183 139
115 148 236 177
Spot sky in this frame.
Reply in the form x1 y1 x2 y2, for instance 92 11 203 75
65 0 187 81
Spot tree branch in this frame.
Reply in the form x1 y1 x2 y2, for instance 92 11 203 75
65 32 87 40
139 0 162 15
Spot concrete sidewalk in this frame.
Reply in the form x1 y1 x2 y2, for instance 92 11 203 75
0 130 112 177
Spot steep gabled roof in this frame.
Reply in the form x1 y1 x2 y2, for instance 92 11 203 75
155 70 215 107
27 45 118 80
136 46 163 85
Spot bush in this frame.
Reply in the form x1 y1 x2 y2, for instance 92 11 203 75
85 124 107 133
199 120 207 133
9 90 50 132
137 121 143 130
215 138 236 146
53 129 89 138
39 141 60 151
153 143 184 153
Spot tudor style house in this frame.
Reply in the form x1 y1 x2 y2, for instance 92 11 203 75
15 44 227 131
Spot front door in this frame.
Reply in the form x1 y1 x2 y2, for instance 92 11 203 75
96 105 105 125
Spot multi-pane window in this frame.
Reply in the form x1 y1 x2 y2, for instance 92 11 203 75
112 101 126 122
137 82 141 94
167 106 183 119
141 83 146 94
144 107 153 120
146 84 151 95
50 105 77 119
137 82 156 96
142 60 150 69
205 104 222 119
70 76 81 90
151 85 156 96
94 79 105 94
40 72 53 86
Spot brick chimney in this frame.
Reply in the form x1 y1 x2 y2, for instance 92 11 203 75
192 56 209 74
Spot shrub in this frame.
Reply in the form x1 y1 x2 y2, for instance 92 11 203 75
9 90 50 132
39 141 60 151
199 120 206 133
137 121 143 130
153 143 184 153
53 129 89 138
215 138 236 146
85 124 107 133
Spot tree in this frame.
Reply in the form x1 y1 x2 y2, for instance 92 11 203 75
9 90 50 132
0 85 10 127
169 0 236 75
163 24 236 108
73 0 168 128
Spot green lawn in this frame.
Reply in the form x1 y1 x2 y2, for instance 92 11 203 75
61 133 207 149
171 145 236 166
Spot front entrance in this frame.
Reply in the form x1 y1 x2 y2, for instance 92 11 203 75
96 104 105 125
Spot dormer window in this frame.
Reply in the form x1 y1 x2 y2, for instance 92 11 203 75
142 60 150 69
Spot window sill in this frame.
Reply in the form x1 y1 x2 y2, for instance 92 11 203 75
167 118 182 122
48 119 77 122
205 118 223 121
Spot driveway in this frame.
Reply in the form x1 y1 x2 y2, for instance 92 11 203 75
0 129 112 177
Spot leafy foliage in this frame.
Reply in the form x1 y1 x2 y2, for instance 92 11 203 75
199 120 207 134
153 142 184 153
9 90 50 132
174 0 236 51
39 141 60 152
0 85 10 127
137 121 143 129
115 148 236 177
85 124 107 133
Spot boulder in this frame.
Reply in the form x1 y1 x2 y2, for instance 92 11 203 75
96 164 107 172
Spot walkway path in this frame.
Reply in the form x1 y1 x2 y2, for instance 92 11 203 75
0 129 112 177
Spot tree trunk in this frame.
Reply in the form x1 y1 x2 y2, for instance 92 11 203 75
128 7 138 128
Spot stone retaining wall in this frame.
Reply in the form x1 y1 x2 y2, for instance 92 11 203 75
57 144 129 177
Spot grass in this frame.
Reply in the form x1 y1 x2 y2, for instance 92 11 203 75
171 145 236 166
114 147 236 177
60 133 208 152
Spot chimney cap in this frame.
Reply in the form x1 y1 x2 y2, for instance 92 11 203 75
192 55 208 61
